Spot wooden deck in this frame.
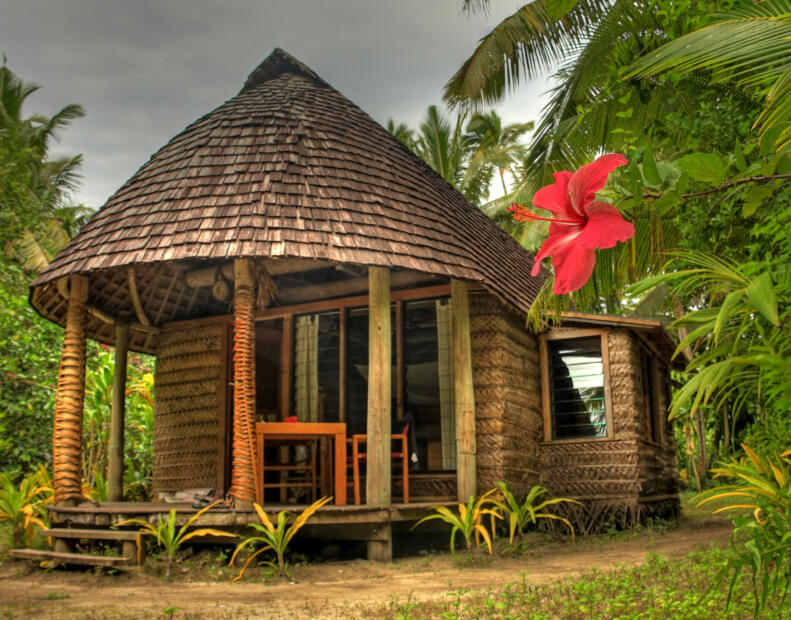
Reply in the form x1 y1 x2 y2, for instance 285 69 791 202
46 498 455 561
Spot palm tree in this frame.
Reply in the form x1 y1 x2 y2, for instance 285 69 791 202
0 62 85 253
626 0 791 151
444 1 753 184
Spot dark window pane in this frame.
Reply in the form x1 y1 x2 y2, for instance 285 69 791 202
548 336 607 440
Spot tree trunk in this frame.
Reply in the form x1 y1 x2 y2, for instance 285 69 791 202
52 275 90 505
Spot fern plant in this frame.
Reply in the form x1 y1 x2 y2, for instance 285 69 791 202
231 496 332 580
116 500 234 577
412 488 501 555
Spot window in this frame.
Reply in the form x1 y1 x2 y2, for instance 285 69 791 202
541 331 612 441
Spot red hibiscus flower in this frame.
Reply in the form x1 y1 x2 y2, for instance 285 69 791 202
509 153 634 295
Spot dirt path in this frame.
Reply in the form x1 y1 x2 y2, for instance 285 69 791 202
0 516 731 619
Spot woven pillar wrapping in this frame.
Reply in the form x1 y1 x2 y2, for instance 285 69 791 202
229 259 259 505
52 275 89 504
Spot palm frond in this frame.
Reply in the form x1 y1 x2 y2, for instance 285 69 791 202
444 0 612 108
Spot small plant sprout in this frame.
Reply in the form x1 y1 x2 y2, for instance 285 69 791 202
493 482 580 544
116 499 234 577
412 488 501 555
231 496 332 580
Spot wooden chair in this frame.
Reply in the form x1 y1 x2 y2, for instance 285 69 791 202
350 417 411 505
260 429 320 503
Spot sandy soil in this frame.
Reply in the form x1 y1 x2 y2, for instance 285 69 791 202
0 516 731 619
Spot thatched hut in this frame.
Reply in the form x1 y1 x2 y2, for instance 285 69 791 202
26 49 679 563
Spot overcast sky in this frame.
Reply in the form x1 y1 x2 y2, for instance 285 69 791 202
2 0 551 209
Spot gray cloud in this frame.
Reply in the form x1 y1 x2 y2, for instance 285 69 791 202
2 0 549 208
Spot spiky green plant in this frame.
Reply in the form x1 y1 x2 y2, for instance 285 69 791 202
231 496 332 580
694 443 791 615
413 488 502 555
0 465 52 551
116 500 234 577
493 482 580 544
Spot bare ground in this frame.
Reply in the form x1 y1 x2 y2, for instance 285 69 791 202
0 516 731 619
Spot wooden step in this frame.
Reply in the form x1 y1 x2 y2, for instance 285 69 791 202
8 549 131 568
42 528 140 541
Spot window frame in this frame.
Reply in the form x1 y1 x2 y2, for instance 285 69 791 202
539 328 614 443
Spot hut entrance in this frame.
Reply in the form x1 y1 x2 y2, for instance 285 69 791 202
253 294 457 502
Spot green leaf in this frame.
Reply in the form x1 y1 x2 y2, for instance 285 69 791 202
642 142 662 186
742 186 773 217
745 272 779 326
734 140 748 172
760 122 791 156
676 153 726 184
545 0 580 21
653 191 679 216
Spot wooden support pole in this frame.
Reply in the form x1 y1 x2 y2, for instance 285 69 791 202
107 321 130 502
338 307 347 423
451 280 476 502
52 274 90 505
366 267 392 508
280 314 294 419
395 300 404 422
229 258 258 508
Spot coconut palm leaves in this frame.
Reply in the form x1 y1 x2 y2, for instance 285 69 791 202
444 0 613 108
694 444 791 615
627 0 791 151
116 500 234 577
231 497 332 580
413 489 502 555
493 482 579 544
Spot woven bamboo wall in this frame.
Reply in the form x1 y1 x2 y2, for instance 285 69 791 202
469 293 541 497
539 328 678 529
153 321 227 493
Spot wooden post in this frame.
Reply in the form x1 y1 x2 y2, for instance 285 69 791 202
52 274 90 505
395 300 404 421
366 267 391 509
107 321 130 502
280 314 293 419
229 258 258 509
338 307 347 422
451 280 476 502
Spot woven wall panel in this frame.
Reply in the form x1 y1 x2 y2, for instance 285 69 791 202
153 323 224 492
539 329 679 504
470 293 541 497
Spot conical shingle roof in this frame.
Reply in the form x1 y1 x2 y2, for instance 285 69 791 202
31 49 548 349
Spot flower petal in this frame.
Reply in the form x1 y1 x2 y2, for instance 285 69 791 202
578 202 635 250
532 171 579 220
568 154 627 216
551 242 597 295
530 222 583 276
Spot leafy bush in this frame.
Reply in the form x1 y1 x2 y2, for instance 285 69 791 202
0 465 52 552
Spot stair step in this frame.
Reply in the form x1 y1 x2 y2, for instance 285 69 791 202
42 528 140 541
8 549 131 568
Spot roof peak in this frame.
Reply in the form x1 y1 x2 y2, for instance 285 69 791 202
241 48 328 93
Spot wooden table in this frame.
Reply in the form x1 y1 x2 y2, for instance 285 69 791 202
255 422 347 506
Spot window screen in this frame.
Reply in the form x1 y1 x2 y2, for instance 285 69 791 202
548 336 607 440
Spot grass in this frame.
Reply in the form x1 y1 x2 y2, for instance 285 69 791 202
376 546 791 619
